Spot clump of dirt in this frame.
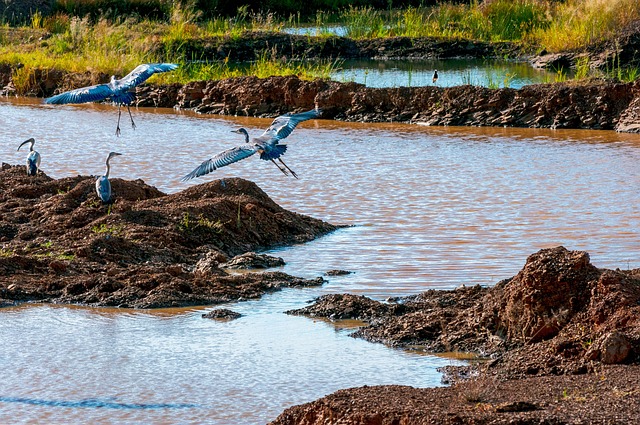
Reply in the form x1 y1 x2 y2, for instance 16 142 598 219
289 247 640 375
0 164 337 308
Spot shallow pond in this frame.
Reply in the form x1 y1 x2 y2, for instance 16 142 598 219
331 58 562 89
1 98 640 424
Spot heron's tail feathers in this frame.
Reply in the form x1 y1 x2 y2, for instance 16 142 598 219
260 144 287 161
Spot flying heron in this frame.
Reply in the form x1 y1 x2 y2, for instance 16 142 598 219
96 152 122 204
181 108 322 181
432 70 439 84
45 63 179 136
17 138 41 176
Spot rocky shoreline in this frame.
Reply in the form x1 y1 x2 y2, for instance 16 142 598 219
270 247 640 424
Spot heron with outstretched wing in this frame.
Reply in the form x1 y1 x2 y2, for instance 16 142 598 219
182 108 322 181
45 63 179 136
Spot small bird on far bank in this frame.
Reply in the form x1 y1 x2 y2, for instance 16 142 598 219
96 151 122 204
181 108 322 181
45 63 179 136
17 138 41 176
432 70 439 84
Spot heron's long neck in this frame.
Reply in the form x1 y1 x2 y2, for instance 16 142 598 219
240 128 249 143
29 141 35 152
105 160 111 178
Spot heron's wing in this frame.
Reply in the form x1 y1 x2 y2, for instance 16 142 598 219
255 108 322 144
181 144 257 181
96 176 111 202
117 63 179 90
45 83 113 104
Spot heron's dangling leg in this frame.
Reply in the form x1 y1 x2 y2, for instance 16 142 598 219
116 105 122 136
278 158 298 179
127 104 137 130
270 159 289 176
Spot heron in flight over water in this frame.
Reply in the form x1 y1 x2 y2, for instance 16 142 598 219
96 152 122 204
17 138 40 176
45 63 179 136
181 108 322 181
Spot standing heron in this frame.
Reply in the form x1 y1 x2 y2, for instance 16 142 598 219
181 108 322 181
432 70 439 84
45 63 179 136
17 138 41 176
96 152 122 204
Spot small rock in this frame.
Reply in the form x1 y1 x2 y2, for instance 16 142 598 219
600 331 632 364
325 269 353 276
202 308 242 320
220 252 285 269
194 250 228 277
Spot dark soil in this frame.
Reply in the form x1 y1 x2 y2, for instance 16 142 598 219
270 365 640 425
0 164 338 308
273 247 640 424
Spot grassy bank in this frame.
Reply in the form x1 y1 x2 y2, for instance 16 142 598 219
1 0 639 93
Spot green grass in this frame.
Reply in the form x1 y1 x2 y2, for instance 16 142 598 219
91 223 124 235
2 0 640 87
533 0 640 52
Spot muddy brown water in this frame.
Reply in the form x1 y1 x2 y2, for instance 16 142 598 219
1 97 640 424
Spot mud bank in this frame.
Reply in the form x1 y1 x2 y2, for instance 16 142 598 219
272 247 640 424
0 164 338 308
5 66 640 132
165 32 516 62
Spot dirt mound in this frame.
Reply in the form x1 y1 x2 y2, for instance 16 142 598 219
290 247 640 373
0 164 337 308
287 293 407 321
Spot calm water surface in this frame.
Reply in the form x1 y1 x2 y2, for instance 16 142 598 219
331 58 561 89
1 98 640 424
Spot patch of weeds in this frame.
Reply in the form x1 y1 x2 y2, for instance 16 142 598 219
91 223 124 236
178 211 223 234
56 253 76 261
0 248 14 257
197 215 224 233
575 56 591 79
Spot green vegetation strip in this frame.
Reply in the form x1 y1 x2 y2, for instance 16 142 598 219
1 0 640 91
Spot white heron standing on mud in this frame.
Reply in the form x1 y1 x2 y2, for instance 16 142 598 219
45 63 179 136
17 138 41 176
181 108 322 181
96 152 122 204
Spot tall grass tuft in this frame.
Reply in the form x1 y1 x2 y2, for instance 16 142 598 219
535 0 640 52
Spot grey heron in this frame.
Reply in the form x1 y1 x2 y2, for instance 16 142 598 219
17 138 40 176
181 108 322 181
96 152 122 204
45 63 179 136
